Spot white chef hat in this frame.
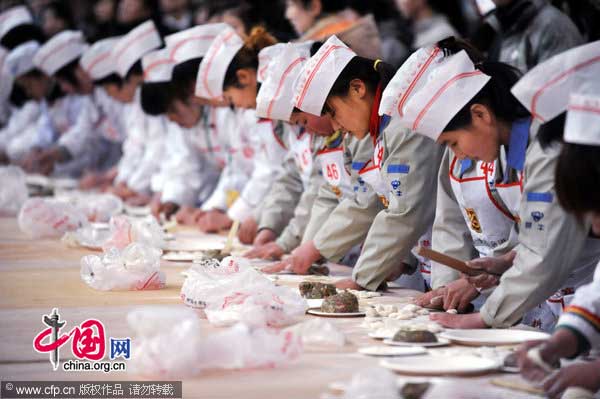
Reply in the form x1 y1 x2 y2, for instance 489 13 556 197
475 0 496 15
379 45 444 118
33 30 88 76
293 35 356 116
511 40 600 123
195 26 244 99
0 46 13 103
564 93 600 146
256 41 313 121
389 49 490 141
0 6 33 41
142 48 175 83
5 40 39 77
256 43 286 83
165 23 227 64
113 20 161 78
79 36 121 81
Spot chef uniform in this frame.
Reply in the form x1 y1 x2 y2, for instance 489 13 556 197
395 42 600 330
294 35 443 291
195 26 287 223
555 93 600 350
254 41 326 253
111 21 163 194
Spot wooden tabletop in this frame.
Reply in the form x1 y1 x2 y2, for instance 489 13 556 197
0 217 541 399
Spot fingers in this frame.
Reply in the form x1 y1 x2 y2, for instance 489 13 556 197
543 372 565 399
429 295 444 309
261 261 287 274
243 247 262 259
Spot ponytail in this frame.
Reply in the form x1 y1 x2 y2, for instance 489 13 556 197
223 26 277 89
326 56 396 105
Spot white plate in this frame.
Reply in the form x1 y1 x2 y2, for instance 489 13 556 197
52 177 79 189
383 337 450 347
306 299 324 308
358 346 426 357
162 252 204 262
307 308 365 317
25 174 51 187
380 355 501 376
368 331 393 340
124 205 152 216
439 329 550 346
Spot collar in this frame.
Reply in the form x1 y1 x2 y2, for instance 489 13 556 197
503 117 530 182
323 129 344 149
369 83 385 145
459 158 473 177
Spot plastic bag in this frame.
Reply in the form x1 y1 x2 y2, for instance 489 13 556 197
181 258 308 327
127 307 302 378
55 192 123 223
343 368 399 399
18 197 88 238
62 224 112 249
80 243 165 291
289 318 346 347
0 166 28 216
102 215 165 251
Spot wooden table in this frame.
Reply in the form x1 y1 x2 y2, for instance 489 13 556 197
0 217 540 399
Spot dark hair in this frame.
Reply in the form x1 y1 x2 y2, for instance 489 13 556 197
140 81 172 115
556 143 600 221
437 38 529 131
170 57 202 101
125 59 143 81
291 0 348 14
309 41 323 56
9 83 28 107
322 56 396 114
94 73 124 87
0 23 45 49
54 58 80 86
537 112 566 149
42 1 75 31
223 26 277 90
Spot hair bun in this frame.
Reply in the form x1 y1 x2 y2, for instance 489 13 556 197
245 26 277 52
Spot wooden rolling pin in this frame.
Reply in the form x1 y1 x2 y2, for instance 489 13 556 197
416 246 483 276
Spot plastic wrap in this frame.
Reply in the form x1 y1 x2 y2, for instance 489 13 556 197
18 197 88 238
80 243 165 291
343 368 399 399
0 166 28 216
101 215 165 251
127 307 302 378
181 257 308 327
290 318 346 347
56 192 123 222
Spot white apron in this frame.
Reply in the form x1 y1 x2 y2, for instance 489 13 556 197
449 155 585 331
357 133 432 291
289 130 314 188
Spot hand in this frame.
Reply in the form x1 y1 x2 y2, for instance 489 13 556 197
244 242 285 260
174 206 200 225
443 277 479 312
516 340 552 382
37 148 63 175
518 329 580 382
429 312 487 329
196 210 232 233
414 286 447 309
335 278 363 290
253 229 277 246
466 273 500 290
150 193 163 218
161 202 180 219
19 148 43 172
466 250 516 275
109 182 136 199
261 241 321 274
79 172 102 189
542 360 600 399
126 193 151 206
238 216 258 244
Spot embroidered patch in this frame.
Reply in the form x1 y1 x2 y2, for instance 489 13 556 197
531 211 544 222
351 162 365 171
465 208 482 233
390 179 402 196
387 164 410 174
526 192 553 203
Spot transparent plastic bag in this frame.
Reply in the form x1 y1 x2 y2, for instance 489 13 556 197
102 215 165 251
55 192 123 223
127 307 302 378
0 166 28 216
181 261 308 327
18 197 88 238
343 368 399 399
80 243 165 291
62 224 112 249
289 318 346 347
